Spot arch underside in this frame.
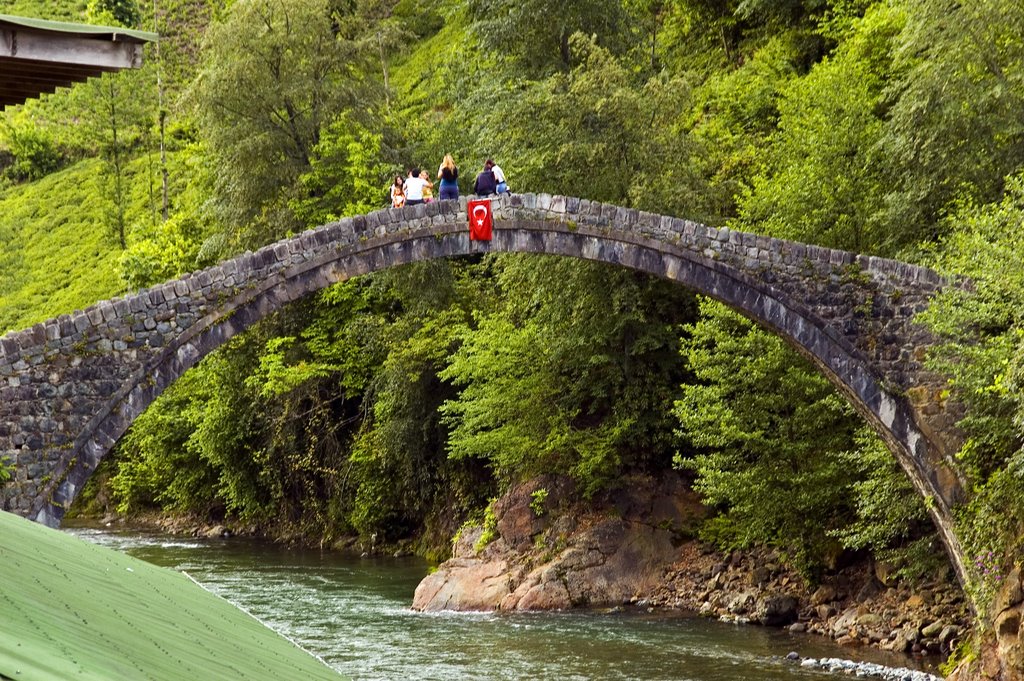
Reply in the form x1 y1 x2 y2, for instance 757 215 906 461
30 220 966 587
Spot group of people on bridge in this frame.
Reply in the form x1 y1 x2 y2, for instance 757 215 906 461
390 155 510 208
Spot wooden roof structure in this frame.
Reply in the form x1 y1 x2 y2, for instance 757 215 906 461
0 14 156 108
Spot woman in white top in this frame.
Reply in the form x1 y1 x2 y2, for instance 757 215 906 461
488 158 509 194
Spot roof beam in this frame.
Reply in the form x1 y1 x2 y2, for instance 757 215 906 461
2 57 119 79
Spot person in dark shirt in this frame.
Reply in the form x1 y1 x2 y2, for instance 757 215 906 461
474 160 497 196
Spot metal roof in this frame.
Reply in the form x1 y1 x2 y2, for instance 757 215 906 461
0 511 343 680
0 14 157 109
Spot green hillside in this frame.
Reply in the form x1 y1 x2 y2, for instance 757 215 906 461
0 160 122 331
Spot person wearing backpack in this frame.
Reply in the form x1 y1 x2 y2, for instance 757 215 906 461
474 160 497 196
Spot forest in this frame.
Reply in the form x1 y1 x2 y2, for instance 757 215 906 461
2 0 1024 626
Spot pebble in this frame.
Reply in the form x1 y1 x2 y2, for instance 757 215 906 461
786 655 942 681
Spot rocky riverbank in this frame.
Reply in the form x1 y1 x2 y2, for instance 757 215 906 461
413 473 970 662
647 541 968 657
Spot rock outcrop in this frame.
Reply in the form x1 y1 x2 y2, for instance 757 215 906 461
948 565 1024 681
413 473 701 612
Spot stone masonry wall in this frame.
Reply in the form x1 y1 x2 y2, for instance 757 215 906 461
0 193 966 584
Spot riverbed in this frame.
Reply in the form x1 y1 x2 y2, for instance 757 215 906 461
67 527 943 681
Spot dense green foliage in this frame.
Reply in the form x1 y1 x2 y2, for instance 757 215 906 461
675 300 934 577
4 0 1024 599
443 256 695 497
675 301 863 574
916 175 1024 606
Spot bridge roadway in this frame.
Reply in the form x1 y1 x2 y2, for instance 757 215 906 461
0 192 968 585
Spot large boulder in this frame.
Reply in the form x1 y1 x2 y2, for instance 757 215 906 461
493 475 575 553
755 593 799 626
412 473 701 613
412 553 517 611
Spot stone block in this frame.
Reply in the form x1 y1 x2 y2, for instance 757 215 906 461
600 203 618 226
98 302 116 323
85 307 104 325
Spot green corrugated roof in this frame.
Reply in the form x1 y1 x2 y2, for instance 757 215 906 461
0 511 344 681
0 13 157 43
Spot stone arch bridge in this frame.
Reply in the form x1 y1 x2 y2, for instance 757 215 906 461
0 193 968 583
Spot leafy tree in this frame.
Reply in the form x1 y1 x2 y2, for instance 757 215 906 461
290 115 398 225
342 260 494 540
191 0 376 241
469 0 630 74
0 112 62 183
482 35 715 218
916 172 1024 604
879 0 1024 244
112 365 221 515
118 144 219 289
91 71 154 249
114 286 381 528
652 0 745 70
674 299 864 575
918 176 1024 482
87 0 142 28
684 33 803 222
832 428 941 580
736 0 825 24
734 3 902 252
443 255 695 496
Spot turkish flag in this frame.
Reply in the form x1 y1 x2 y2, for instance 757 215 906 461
468 199 493 241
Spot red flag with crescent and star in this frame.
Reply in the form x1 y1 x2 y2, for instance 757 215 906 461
468 199 493 241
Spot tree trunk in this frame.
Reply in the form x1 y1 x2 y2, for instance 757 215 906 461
106 79 127 250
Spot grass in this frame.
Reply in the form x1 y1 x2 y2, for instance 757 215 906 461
0 158 127 332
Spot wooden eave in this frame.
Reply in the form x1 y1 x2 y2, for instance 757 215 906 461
0 14 156 108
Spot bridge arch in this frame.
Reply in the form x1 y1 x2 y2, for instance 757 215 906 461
0 193 967 585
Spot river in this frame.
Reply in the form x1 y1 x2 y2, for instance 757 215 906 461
66 527 942 681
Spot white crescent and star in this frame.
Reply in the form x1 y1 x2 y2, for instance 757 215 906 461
472 204 489 227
